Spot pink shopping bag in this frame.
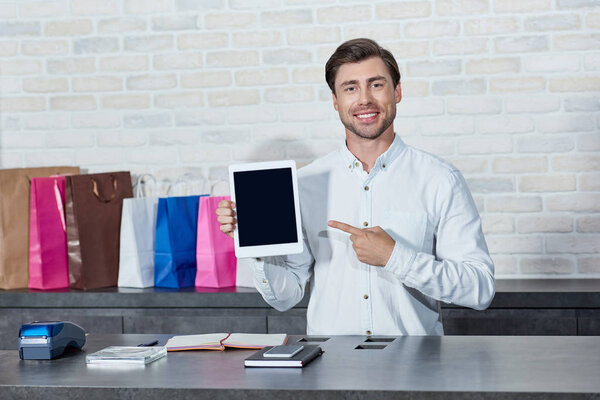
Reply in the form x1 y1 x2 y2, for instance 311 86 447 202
28 176 69 289
195 196 237 288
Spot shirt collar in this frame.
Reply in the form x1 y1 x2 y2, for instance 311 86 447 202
341 133 406 172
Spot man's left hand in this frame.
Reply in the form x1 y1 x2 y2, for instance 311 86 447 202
328 220 395 267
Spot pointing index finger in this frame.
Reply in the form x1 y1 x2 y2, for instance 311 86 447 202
328 220 362 235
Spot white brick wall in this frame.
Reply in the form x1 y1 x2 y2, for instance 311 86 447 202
0 0 598 278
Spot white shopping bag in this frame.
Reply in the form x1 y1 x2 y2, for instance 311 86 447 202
235 258 256 288
118 176 159 288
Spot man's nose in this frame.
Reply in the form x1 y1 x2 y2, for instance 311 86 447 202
358 85 372 105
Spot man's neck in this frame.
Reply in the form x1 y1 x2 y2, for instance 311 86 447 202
346 128 395 173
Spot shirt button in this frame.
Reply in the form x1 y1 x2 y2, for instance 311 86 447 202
256 257 262 262
363 221 368 227
364 186 369 191
348 164 352 169
366 330 372 336
355 162 359 167
363 294 369 299
383 163 386 168
262 279 267 284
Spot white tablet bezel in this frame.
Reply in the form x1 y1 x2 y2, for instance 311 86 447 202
229 160 303 258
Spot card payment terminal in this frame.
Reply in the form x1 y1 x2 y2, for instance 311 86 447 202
18 321 86 360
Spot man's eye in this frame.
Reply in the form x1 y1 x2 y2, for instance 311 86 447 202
372 83 383 88
345 87 356 92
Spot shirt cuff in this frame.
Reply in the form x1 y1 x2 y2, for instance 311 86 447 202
250 257 277 301
382 240 418 281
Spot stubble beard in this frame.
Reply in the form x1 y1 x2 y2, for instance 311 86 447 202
341 107 396 141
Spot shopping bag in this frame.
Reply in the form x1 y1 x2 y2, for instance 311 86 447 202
66 172 133 290
154 195 206 288
195 196 237 288
118 175 158 288
0 166 79 289
28 176 70 290
235 258 256 288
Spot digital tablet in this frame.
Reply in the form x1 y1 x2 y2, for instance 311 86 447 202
229 160 303 258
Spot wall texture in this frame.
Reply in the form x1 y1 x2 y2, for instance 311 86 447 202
0 0 598 278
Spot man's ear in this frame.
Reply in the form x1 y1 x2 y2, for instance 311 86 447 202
332 92 339 111
395 83 402 104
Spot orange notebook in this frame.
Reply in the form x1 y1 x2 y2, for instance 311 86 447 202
165 333 288 351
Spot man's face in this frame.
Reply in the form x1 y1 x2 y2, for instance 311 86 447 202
332 56 402 141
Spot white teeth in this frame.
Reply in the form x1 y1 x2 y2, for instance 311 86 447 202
357 113 377 119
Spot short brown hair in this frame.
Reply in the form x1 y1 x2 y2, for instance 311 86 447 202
325 38 401 94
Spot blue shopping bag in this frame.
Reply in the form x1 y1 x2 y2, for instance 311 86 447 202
154 195 206 288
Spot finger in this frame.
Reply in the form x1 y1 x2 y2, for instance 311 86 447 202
217 215 236 225
216 207 236 217
220 223 236 233
217 200 236 209
328 220 362 235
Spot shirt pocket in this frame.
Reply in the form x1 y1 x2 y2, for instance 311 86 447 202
382 211 428 252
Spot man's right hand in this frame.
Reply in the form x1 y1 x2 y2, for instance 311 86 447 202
216 199 237 238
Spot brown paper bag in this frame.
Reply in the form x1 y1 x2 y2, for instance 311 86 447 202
66 171 133 290
0 166 80 289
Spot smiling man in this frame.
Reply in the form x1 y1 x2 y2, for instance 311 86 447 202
217 38 495 336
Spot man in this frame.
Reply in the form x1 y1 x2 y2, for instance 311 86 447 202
217 38 495 336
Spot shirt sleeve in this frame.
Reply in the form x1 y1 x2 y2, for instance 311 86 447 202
246 233 314 312
382 169 496 310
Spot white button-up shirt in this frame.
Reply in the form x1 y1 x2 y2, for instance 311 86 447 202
249 134 495 335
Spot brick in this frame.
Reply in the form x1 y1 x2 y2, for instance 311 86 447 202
124 35 173 52
466 177 514 193
149 129 200 146
519 175 576 192
385 41 430 58
124 113 172 129
208 90 260 107
46 132 95 148
176 0 225 11
317 6 371 23
2 132 45 149
74 148 125 166
293 67 322 84
479 116 534 134
24 151 75 167
153 53 202 69
227 105 278 124
397 98 445 117
97 131 148 146
433 38 488 55
0 2 16 18
232 31 282 47
0 77 20 93
448 98 502 114
263 48 312 64
73 76 122 92
402 136 455 155
206 51 259 67
0 153 23 168
98 18 146 33
550 76 600 92
100 55 149 71
74 38 119 54
464 17 520 35
580 174 600 190
50 96 96 111
420 117 474 135
449 157 488 173
0 60 42 75
344 24 402 41
72 0 120 15
261 10 312 26
466 57 520 74
579 257 600 273
577 133 600 151
309 120 347 139
125 0 171 14
251 124 306 142
45 20 92 36
520 257 575 274
20 1 67 19
565 97 600 112
587 12 600 28
558 0 600 8
152 15 198 31
155 92 204 108
376 2 431 19
487 195 542 212
102 94 150 109
236 68 288 86
577 216 600 233
265 87 313 103
21 40 68 56
47 57 95 74
233 142 286 162
584 54 600 70
181 71 233 88
505 95 560 113
432 79 486 95
287 140 339 159
436 0 489 15
546 235 600 253
492 256 517 275
202 128 250 144
546 193 600 212
482 215 515 234
181 145 232 163
538 115 595 133
178 33 229 49
230 0 280 8
280 104 330 122
405 20 459 38
407 60 461 76
487 236 543 254
495 36 548 53
0 22 40 36
555 34 600 51
23 78 68 93
517 135 574 153
402 81 429 97
493 156 547 173
127 74 177 90
128 147 179 165
525 14 580 31
519 215 573 233
490 77 546 93
72 112 120 129
0 97 45 112
205 12 255 29
288 27 340 45
0 41 17 56
552 155 600 172
495 0 551 12
524 54 580 73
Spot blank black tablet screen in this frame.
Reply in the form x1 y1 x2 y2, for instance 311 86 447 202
234 168 298 247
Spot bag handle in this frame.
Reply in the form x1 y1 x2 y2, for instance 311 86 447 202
133 174 157 198
54 181 67 232
91 175 118 203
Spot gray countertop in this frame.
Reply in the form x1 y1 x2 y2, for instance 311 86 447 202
1 279 600 308
1 333 599 399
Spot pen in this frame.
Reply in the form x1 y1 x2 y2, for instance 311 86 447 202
137 339 159 347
